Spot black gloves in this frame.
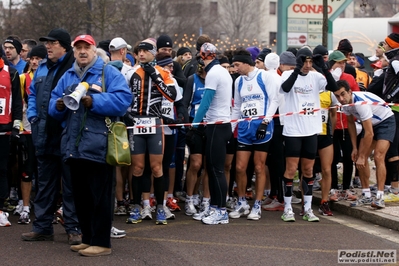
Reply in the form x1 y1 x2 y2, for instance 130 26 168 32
81 96 93 108
10 127 20 142
143 63 158 81
123 113 135 127
256 122 268 140
162 116 183 130
295 55 306 72
313 54 328 70
56 98 66 111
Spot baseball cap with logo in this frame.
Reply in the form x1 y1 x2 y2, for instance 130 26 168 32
109 37 128 51
328 50 347 62
73 35 96 46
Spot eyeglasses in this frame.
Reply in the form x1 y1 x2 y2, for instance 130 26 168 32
4 46 15 50
44 40 59 46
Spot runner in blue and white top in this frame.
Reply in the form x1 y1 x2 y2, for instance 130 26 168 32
334 80 395 209
230 49 279 221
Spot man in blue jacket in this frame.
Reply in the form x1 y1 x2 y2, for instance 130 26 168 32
49 34 131 257
22 28 81 245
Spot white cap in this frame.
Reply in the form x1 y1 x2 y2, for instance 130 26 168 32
265 53 280 70
109 37 128 51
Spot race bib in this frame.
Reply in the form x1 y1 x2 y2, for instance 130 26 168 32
321 109 329 123
299 100 315 116
161 99 174 119
0 98 5 115
133 117 156 135
241 100 261 117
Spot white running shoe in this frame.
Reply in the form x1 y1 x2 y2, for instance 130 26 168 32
292 194 302 204
185 200 197 216
141 205 153 220
229 201 250 219
303 209 320 222
281 208 295 222
0 211 11 227
201 208 229 225
164 206 175 220
110 226 126 238
193 201 210 221
247 205 261 220
13 202 23 216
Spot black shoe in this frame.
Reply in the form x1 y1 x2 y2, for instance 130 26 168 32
21 231 54 241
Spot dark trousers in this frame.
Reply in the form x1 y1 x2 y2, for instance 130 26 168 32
0 135 11 208
32 155 80 235
331 129 353 190
69 159 113 248
206 123 231 208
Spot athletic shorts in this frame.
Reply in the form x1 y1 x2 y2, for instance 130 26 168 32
317 134 333 150
284 134 318 159
237 119 274 145
371 115 395 143
187 126 206 155
237 140 270 152
128 117 163 155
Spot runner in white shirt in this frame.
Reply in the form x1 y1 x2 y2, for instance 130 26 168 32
230 49 279 221
279 48 338 222
334 80 395 209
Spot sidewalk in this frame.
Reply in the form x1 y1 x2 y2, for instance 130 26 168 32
311 161 399 231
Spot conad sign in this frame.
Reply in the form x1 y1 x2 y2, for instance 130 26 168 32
288 0 346 19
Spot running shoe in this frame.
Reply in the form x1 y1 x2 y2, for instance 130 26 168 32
312 179 321 191
155 208 167 225
0 211 11 226
341 189 357 201
166 197 181 212
114 205 127 216
292 194 302 204
202 208 229 225
229 201 250 219
149 198 156 212
141 205 153 220
329 189 340 202
126 207 142 224
352 177 361 188
371 198 385 209
318 202 333 216
261 197 273 206
13 202 23 216
110 226 126 238
192 196 201 208
185 200 197 216
164 206 175 220
281 208 295 222
247 205 261 220
175 191 186 202
383 192 399 203
350 194 372 207
193 201 210 221
303 209 320 222
262 198 284 211
226 197 237 211
18 211 31 224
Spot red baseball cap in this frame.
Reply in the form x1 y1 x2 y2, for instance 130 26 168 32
73 35 96 46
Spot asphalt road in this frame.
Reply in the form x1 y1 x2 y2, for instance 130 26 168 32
2 203 399 266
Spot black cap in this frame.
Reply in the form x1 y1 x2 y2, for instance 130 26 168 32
156 35 173 49
177 47 191 57
313 44 328 56
39 28 71 51
4 37 22 54
296 48 313 59
98 39 111 53
337 38 353 53
29 45 47 59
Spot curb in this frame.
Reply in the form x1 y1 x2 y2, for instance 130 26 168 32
311 191 399 231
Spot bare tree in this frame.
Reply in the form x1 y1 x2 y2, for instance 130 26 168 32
217 0 264 43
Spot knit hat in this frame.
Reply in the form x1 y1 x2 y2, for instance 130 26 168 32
98 39 111 53
138 38 157 56
296 48 313 59
256 48 272 62
39 28 71 51
109 37 127 51
246 46 260 62
177 47 191 57
313 44 328 56
29 45 47 59
4 36 22 54
279 51 296 66
337 39 353 53
156 35 173 49
155 52 173 67
355 53 365 67
196 34 211 51
385 33 399 49
286 47 298 56
265 53 280 70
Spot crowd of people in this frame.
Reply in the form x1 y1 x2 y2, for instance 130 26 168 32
0 27 399 257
